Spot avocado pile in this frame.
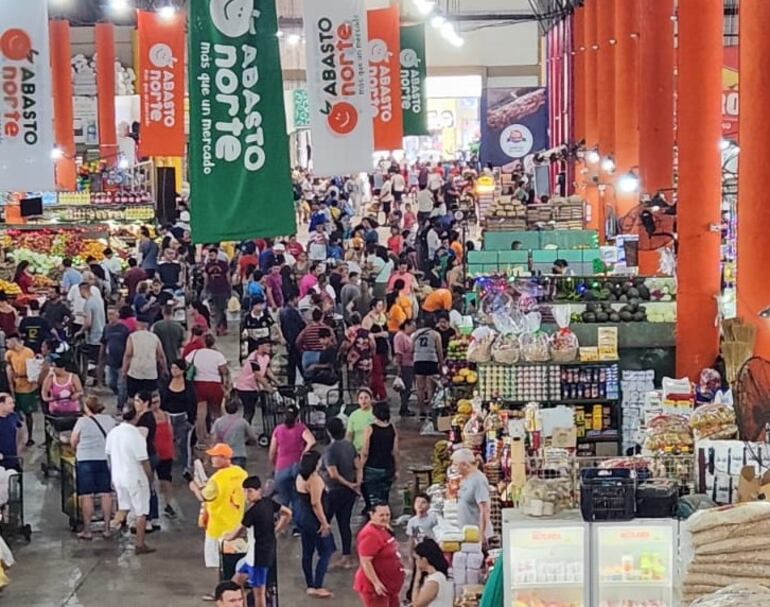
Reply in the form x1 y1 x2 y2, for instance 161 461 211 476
576 300 647 323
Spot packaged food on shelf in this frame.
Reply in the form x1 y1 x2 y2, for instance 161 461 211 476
521 312 551 362
690 403 738 441
643 414 693 453
550 306 579 362
491 333 521 365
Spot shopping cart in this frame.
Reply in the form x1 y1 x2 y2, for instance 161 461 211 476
0 468 31 542
220 540 279 607
41 414 79 477
257 386 310 448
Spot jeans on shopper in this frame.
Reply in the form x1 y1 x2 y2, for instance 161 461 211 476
362 466 393 513
299 529 335 589
149 454 159 521
236 389 259 425
274 464 299 524
167 412 190 472
301 351 321 376
209 293 229 330
399 366 415 413
106 365 127 412
327 487 357 555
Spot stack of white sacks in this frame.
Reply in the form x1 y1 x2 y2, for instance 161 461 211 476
435 505 484 599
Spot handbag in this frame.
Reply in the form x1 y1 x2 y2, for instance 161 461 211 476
186 351 198 381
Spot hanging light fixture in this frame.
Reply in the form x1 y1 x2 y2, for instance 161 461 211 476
617 171 640 194
601 156 616 174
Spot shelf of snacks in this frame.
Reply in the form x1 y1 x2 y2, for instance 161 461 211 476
57 189 153 206
42 204 155 224
483 196 586 232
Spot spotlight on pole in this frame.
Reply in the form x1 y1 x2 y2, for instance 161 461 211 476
157 4 176 21
601 156 616 174
430 15 446 28
618 172 640 194
287 34 301 46
50 148 64 160
109 0 131 14
414 0 435 16
585 149 600 164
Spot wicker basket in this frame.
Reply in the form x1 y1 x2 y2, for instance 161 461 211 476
463 431 484 449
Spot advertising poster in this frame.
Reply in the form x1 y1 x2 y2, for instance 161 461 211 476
480 87 548 168
188 0 296 243
0 0 55 191
137 10 186 157
367 6 403 151
400 24 428 136
303 0 373 176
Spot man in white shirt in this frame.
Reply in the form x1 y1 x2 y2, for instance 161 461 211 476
379 174 394 219
416 187 434 225
105 412 155 554
427 168 443 195
67 272 103 331
391 171 406 206
427 223 442 263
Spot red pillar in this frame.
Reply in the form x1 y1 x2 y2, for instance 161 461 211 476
95 23 118 165
613 0 640 217
584 0 598 148
676 0 723 379
596 0 615 158
573 6 586 145
595 0 615 241
737 0 770 359
583 0 602 239
638 0 675 275
50 20 76 191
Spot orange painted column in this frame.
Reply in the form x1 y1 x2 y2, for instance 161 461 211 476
638 0 675 275
595 0 615 242
613 0 640 217
583 0 601 238
737 0 770 359
573 6 586 144
95 23 118 165
676 0 723 379
49 20 76 191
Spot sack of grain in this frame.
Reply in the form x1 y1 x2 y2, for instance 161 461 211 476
687 502 770 534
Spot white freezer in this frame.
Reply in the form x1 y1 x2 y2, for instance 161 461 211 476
503 509 591 607
591 518 679 607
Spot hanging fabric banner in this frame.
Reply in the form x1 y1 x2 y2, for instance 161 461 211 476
399 24 428 136
137 11 185 157
367 6 403 151
480 87 548 168
50 19 76 191
0 0 56 191
95 23 118 165
303 0 373 176
188 0 295 243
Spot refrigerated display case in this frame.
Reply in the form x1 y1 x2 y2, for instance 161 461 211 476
591 519 679 607
503 509 590 607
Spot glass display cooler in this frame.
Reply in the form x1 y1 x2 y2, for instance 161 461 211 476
503 509 590 607
591 519 679 607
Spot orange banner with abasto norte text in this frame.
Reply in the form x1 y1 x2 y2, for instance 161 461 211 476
368 6 404 151
137 10 185 157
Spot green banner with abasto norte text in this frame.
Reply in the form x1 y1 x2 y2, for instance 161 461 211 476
400 24 429 136
188 0 296 244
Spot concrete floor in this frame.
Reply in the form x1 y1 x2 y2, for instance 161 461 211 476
3 330 438 606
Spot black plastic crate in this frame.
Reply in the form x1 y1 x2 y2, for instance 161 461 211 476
580 468 635 521
636 479 679 518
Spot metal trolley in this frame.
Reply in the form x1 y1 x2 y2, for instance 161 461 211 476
41 414 79 477
220 540 279 607
257 386 311 448
0 468 31 542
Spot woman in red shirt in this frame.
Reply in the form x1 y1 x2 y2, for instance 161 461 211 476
14 261 34 294
354 502 405 607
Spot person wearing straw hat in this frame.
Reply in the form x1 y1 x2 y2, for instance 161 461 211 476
189 443 248 599
451 448 491 546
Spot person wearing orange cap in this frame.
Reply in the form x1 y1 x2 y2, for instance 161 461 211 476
189 443 248 600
